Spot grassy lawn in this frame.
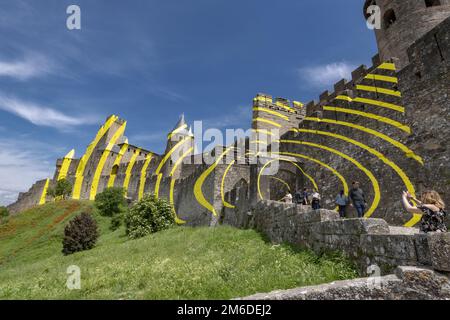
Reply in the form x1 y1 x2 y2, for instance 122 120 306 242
0 201 358 299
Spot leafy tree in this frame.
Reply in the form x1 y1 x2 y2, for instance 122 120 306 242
0 206 9 224
48 179 73 200
125 195 175 239
95 187 126 217
95 187 127 230
62 212 99 255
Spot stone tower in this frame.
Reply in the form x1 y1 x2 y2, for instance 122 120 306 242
364 0 450 69
163 114 194 178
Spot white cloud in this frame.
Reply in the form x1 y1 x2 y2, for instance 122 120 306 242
0 94 99 130
298 62 356 88
0 55 54 80
0 137 61 206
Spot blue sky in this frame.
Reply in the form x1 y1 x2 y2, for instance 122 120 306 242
0 0 377 205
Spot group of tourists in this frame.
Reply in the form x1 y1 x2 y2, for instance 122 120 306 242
280 181 447 234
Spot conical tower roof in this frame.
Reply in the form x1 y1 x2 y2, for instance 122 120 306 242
172 114 186 132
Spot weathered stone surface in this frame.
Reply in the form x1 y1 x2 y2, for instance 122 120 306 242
428 233 450 272
239 267 450 300
295 209 340 224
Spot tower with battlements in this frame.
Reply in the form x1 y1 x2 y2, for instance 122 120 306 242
364 0 450 69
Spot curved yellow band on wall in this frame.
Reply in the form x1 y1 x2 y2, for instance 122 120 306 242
257 158 319 201
356 84 401 97
72 115 118 199
280 140 380 218
57 149 75 181
167 124 188 140
194 146 234 217
221 160 237 209
364 74 398 84
303 117 422 164
335 95 405 113
293 128 419 226
323 106 411 134
273 152 349 198
138 153 153 200
123 148 141 197
90 122 127 200
107 143 129 188
377 62 396 71
154 136 193 197
253 117 282 128
39 178 50 205
169 147 193 224
253 107 289 121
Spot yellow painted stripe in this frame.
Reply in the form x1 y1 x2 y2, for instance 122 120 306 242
272 152 349 199
335 95 404 113
257 158 319 202
155 136 192 175
293 101 304 108
252 129 275 137
138 153 153 200
292 128 418 221
107 143 129 188
280 140 380 218
221 160 236 209
253 117 282 128
335 95 353 102
154 174 163 198
253 107 289 121
323 106 411 134
72 115 118 199
89 122 127 200
254 96 273 103
194 146 234 217
270 176 291 191
404 213 423 228
39 178 50 205
365 74 398 83
275 101 295 113
57 149 75 181
378 62 396 71
123 148 141 197
303 117 423 164
167 124 188 140
353 97 404 113
356 85 402 97
169 147 194 224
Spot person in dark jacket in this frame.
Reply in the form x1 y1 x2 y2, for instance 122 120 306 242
349 182 367 218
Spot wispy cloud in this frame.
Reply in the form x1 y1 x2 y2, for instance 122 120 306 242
0 55 54 80
0 94 99 130
298 62 356 88
0 137 63 206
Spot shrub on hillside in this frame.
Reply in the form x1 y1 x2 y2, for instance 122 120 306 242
62 212 99 255
0 206 9 224
95 187 126 217
125 195 175 239
48 179 73 200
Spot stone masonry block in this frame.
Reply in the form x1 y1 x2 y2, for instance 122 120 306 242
318 218 390 236
428 232 450 272
295 209 340 225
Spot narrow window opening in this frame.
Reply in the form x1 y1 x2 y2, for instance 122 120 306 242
384 9 397 29
425 0 441 8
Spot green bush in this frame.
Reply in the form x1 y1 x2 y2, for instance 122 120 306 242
95 187 126 217
0 206 9 224
62 213 99 255
125 195 175 239
48 179 73 200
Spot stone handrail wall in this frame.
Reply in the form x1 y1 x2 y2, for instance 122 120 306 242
223 200 450 276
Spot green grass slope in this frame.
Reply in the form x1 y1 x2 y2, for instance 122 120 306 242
0 201 358 299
